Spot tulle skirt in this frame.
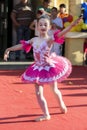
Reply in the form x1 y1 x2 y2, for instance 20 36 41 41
21 54 72 85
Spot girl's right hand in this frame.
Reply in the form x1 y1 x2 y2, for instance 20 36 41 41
4 49 10 61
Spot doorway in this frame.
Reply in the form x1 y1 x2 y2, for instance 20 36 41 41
0 0 13 59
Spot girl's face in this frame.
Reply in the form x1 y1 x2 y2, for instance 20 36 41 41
38 18 51 35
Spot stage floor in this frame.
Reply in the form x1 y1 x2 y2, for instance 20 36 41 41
0 66 87 130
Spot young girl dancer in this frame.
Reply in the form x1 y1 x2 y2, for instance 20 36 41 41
4 15 81 122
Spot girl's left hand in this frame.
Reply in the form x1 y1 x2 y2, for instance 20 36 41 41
72 18 83 26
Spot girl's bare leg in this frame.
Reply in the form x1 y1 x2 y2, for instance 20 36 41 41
35 84 51 121
50 81 67 113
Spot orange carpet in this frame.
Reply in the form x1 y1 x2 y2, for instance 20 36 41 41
0 66 87 130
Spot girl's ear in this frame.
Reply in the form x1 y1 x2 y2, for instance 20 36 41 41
49 24 51 30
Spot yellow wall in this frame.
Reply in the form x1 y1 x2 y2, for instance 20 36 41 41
35 0 69 11
50 0 69 12
65 32 87 65
52 0 68 9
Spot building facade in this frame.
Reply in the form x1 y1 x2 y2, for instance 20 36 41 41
0 0 86 59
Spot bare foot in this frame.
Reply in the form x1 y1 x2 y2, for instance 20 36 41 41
60 102 67 114
61 106 67 114
35 115 51 122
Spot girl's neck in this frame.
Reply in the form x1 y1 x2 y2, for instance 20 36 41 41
39 33 49 39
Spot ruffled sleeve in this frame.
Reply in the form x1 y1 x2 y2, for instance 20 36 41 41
53 30 65 44
20 40 32 53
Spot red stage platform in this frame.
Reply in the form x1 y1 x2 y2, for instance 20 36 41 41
0 66 87 130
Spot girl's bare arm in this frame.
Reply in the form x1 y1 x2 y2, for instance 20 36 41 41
58 18 82 38
4 38 34 61
4 44 23 61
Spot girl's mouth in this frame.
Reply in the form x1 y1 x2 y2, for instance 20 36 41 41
41 29 46 31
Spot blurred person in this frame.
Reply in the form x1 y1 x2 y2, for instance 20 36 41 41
83 38 87 65
58 4 73 56
50 7 63 55
11 0 35 60
36 0 51 16
58 3 73 26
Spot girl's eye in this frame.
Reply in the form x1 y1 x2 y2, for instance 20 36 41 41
44 24 47 26
39 24 47 27
39 22 48 27
39 24 42 26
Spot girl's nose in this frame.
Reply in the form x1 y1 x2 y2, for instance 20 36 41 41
42 25 46 28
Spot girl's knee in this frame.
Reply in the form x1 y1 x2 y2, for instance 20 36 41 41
35 86 43 98
53 87 59 94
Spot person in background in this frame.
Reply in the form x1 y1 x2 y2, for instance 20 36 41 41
51 7 63 30
58 3 73 26
58 4 73 56
83 38 87 65
11 0 35 60
36 0 51 16
4 15 81 122
29 8 45 37
50 7 63 56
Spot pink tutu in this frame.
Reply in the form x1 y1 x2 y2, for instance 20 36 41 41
21 54 72 84
20 37 72 85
